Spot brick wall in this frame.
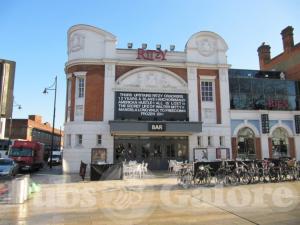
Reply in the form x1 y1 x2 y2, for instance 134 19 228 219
255 138 262 160
231 137 237 159
84 66 105 121
288 137 296 158
67 65 105 121
258 26 300 80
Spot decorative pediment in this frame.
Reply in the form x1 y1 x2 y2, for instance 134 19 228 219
115 67 188 93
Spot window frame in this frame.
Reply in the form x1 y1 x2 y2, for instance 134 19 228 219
97 135 102 145
78 78 85 98
208 136 213 147
76 134 83 145
219 136 225 146
201 81 214 102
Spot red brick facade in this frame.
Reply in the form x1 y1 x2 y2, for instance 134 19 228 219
258 26 300 80
84 66 105 121
67 65 105 122
5 115 63 148
289 137 296 158
70 76 76 121
255 138 262 160
231 137 237 159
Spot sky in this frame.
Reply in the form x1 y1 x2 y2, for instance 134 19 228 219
1 0 299 129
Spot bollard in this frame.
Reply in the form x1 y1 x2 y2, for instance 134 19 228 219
10 175 30 204
11 177 25 204
23 175 30 201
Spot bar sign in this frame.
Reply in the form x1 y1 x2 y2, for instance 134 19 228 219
149 123 166 131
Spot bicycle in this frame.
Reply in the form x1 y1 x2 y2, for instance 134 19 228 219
193 164 212 185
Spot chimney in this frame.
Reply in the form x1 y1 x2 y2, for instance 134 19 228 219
257 43 271 69
29 115 42 123
281 26 294 53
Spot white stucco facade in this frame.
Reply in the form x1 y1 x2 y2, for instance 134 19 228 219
63 24 300 174
63 24 232 173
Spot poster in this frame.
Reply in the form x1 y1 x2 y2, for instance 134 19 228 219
216 148 230 160
91 148 107 164
194 148 208 162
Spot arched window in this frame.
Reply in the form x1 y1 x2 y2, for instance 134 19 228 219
272 128 289 158
237 127 256 159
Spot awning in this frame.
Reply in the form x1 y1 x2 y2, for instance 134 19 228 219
109 120 202 135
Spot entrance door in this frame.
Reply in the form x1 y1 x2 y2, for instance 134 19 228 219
114 136 188 170
141 138 164 170
237 127 256 159
272 127 289 158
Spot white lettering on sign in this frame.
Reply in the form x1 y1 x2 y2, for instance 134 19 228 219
152 125 163 130
115 92 188 121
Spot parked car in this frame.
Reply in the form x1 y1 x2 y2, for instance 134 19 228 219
48 152 62 165
48 155 62 165
0 158 19 177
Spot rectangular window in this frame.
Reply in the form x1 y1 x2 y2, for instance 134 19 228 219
197 136 202 146
78 78 85 98
208 136 213 146
67 134 71 146
77 134 83 145
219 136 225 146
201 81 213 102
97 135 102 145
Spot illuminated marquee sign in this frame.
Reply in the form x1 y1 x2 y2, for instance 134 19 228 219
136 48 167 61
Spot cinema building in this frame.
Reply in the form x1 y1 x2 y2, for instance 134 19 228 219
63 24 300 173
63 24 231 173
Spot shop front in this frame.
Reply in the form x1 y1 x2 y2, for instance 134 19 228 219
114 136 188 170
110 88 201 170
109 120 202 170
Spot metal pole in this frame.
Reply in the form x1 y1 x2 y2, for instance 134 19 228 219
59 126 62 150
49 76 57 169
8 96 14 142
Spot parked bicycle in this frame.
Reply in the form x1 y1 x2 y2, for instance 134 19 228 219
177 163 194 188
194 164 212 185
176 158 300 187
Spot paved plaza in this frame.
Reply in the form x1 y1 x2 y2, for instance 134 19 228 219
1 172 300 225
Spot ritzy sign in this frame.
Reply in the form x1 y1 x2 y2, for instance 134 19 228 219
137 48 167 61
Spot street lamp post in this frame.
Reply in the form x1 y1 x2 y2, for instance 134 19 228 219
8 96 22 143
43 76 57 169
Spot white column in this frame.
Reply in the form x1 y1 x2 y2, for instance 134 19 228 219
261 134 269 159
189 135 197 162
0 118 6 139
294 136 300 161
103 63 115 121
187 67 198 121
103 63 115 163
218 68 231 126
